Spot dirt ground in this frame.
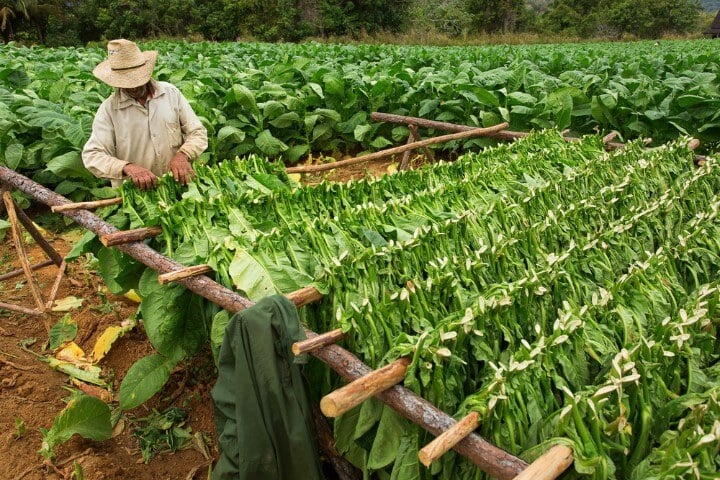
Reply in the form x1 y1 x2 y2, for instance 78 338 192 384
0 152 435 480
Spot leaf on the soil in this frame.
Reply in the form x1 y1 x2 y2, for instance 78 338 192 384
48 313 78 350
55 342 89 365
287 173 302 182
40 393 112 460
45 356 106 386
91 322 135 363
387 163 398 174
51 295 84 312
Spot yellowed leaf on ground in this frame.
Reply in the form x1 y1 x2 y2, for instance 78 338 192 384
91 318 136 363
51 296 84 312
91 326 123 363
387 163 398 174
55 342 89 365
287 173 302 183
123 289 142 303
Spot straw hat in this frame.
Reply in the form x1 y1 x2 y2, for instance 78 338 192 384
93 39 157 89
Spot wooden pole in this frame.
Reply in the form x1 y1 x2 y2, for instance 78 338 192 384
418 411 481 467
0 259 55 282
99 226 162 247
320 357 411 417
158 264 213 285
286 123 509 174
0 300 42 316
51 197 123 213
511 445 573 480
292 328 344 355
3 191 45 312
10 197 63 266
0 165 528 480
371 112 527 141
286 285 324 307
45 260 67 310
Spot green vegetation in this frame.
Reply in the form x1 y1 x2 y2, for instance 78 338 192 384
0 0 707 45
2 40 720 203
108 129 720 479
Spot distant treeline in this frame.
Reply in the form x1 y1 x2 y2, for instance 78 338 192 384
0 0 712 45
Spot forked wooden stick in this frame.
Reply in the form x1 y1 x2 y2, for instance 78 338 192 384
3 191 45 311
418 411 481 467
512 445 573 480
320 357 411 417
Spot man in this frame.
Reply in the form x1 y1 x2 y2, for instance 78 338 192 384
82 39 208 190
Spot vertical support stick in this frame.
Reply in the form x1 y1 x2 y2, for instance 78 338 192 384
3 191 45 312
45 260 67 310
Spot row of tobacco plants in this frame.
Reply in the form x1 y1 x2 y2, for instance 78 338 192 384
2 39 720 203
75 130 720 479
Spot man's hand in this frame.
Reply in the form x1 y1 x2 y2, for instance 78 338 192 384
122 163 158 190
168 152 195 185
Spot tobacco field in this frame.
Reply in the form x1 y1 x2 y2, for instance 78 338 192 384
1 39 720 479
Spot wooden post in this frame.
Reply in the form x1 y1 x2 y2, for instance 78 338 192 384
158 264 213 284
512 445 573 480
286 285 324 307
287 124 509 174
10 197 63 266
99 226 162 247
292 328 344 355
51 197 123 212
45 260 67 310
320 357 411 417
3 191 45 312
418 411 481 467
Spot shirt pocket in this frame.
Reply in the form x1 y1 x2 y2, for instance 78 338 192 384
166 121 182 148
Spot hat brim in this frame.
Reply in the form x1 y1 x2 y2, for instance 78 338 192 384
93 51 157 89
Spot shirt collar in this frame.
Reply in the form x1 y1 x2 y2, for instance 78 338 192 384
114 79 167 109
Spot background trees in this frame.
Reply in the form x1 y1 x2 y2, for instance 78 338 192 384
0 0 714 45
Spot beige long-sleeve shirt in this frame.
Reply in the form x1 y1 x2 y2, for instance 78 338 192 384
82 79 208 187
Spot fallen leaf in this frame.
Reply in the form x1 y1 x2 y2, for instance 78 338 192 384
386 163 398 174
56 342 89 365
287 173 302 183
123 289 142 303
51 296 84 312
91 326 124 363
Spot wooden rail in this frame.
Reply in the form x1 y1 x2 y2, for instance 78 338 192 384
0 165 528 480
286 123 509 174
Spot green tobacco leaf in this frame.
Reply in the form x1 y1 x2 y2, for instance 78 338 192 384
389 430 420 480
368 406 406 469
3 142 24 169
40 394 112 459
49 314 78 350
119 354 177 410
97 247 144 294
45 151 95 181
255 129 288 156
138 269 207 359
229 248 312 301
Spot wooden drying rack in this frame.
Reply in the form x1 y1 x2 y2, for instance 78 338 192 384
8 113 697 479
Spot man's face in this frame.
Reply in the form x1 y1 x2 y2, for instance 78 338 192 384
124 82 149 100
